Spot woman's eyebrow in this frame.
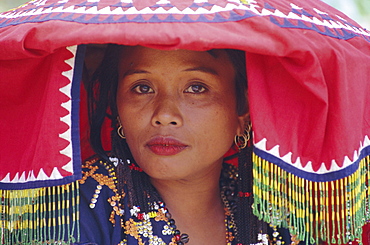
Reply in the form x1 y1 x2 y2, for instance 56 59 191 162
183 66 218 75
123 69 150 77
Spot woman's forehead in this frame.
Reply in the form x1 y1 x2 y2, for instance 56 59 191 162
119 46 233 68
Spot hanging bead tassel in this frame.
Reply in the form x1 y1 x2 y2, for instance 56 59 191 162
0 182 80 245
252 154 370 244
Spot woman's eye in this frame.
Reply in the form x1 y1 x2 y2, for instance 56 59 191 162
132 84 154 94
184 84 207 94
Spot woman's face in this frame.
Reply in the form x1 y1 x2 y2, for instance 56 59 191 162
117 46 247 181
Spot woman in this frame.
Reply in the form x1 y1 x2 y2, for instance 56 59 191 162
79 44 276 244
1 0 369 244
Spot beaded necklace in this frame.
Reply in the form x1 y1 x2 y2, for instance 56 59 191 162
85 155 284 245
223 191 237 245
86 158 239 244
127 162 238 245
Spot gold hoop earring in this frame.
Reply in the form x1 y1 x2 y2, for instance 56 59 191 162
234 124 251 150
117 117 126 139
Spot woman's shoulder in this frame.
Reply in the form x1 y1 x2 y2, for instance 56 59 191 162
78 156 125 244
78 156 176 245
79 156 123 215
80 156 118 192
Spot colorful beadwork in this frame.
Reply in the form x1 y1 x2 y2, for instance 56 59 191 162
81 157 242 244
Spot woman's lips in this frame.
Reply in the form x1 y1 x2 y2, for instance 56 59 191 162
146 137 188 156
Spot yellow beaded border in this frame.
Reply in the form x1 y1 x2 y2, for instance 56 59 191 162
252 154 370 244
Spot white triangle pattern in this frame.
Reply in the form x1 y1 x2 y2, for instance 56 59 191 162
0 46 77 184
254 135 370 174
0 1 368 37
59 45 77 175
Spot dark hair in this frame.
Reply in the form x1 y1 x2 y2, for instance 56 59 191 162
86 44 122 161
224 49 248 116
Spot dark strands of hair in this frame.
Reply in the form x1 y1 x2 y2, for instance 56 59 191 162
86 44 132 206
86 44 267 243
237 140 268 244
225 49 248 116
86 44 120 162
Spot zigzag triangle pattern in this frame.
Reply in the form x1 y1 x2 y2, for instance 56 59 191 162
0 0 369 41
59 46 77 175
0 46 77 184
254 135 370 181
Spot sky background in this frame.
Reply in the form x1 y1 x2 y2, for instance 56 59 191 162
0 0 369 28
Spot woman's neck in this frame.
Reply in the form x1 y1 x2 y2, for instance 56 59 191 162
150 165 227 244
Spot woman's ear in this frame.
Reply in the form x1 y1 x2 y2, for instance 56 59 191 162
236 112 250 136
236 88 250 135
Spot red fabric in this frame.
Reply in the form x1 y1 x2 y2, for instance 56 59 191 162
321 223 370 245
0 48 74 183
363 224 370 245
0 0 368 200
247 30 370 170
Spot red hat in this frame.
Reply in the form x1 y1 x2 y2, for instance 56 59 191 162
0 0 369 244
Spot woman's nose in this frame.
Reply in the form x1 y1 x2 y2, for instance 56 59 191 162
151 96 183 127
